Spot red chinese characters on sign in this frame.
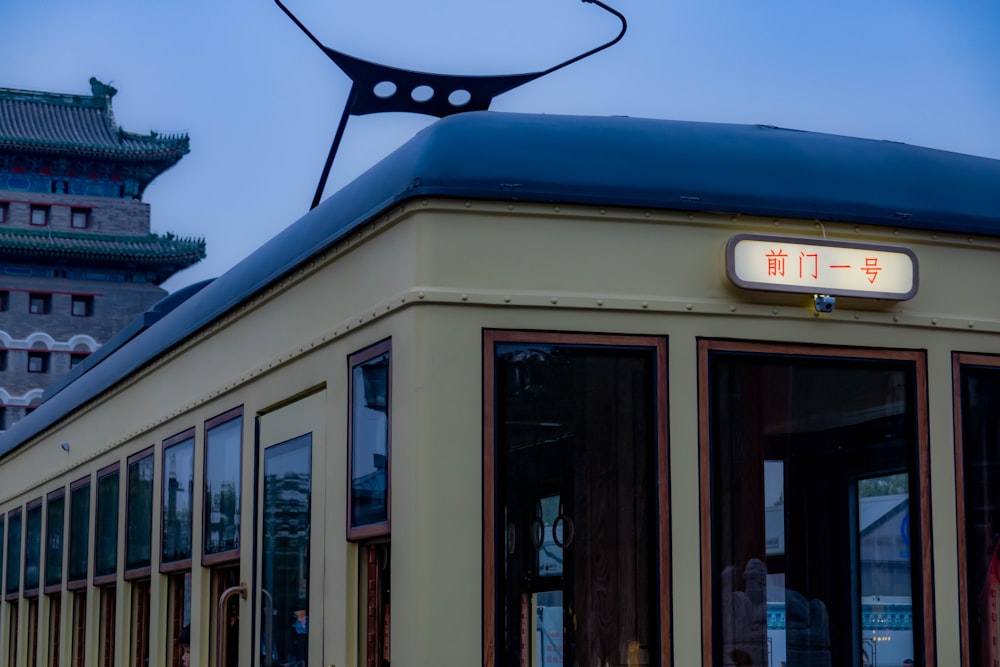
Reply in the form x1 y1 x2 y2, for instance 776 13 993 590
765 251 884 285
766 248 787 277
861 257 883 284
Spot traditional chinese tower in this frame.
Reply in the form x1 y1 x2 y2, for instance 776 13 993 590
0 78 205 431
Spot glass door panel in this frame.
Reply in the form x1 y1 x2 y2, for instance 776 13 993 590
254 391 325 667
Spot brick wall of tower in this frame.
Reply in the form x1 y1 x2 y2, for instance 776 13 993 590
0 189 151 235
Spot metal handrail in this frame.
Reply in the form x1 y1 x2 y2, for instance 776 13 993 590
217 582 247 667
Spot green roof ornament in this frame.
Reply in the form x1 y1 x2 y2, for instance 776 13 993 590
89 77 117 102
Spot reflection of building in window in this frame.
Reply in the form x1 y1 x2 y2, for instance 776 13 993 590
349 342 391 539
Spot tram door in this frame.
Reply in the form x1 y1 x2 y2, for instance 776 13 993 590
706 346 924 667
254 391 326 667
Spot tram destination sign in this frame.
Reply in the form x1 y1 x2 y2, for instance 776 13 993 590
726 234 918 300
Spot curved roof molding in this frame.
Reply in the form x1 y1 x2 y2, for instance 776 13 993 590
67 334 99 352
25 332 56 349
1 111 999 457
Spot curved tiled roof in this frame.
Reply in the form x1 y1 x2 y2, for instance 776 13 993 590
0 78 189 160
1 111 999 457
0 227 205 280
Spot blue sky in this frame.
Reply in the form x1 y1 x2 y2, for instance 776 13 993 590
4 0 999 291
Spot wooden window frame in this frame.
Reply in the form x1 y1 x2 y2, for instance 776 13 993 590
93 462 120 587
125 447 155 581
71 591 87 667
45 488 66 595
26 596 39 667
6 507 23 601
161 429 195 573
22 498 42 598
482 329 671 667
130 579 151 667
697 339 934 667
347 339 392 541
953 352 1000 667
202 406 244 567
49 592 62 667
66 477 90 591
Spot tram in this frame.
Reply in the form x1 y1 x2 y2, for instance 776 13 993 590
0 111 999 667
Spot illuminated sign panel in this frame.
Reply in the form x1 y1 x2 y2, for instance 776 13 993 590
727 234 918 300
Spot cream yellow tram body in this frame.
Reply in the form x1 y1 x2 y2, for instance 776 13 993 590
1 112 999 667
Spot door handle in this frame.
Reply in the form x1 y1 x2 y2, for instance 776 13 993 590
217 582 247 667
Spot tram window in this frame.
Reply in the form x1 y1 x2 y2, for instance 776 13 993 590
130 582 151 667
45 489 65 592
955 356 1000 666
6 507 22 599
168 572 192 667
8 602 19 667
98 586 116 667
71 592 87 667
348 340 391 540
49 594 62 667
24 498 42 596
125 449 154 577
487 333 668 667
203 409 242 563
362 543 390 667
0 513 4 592
27 596 39 667
94 464 120 584
67 479 90 587
701 342 930 667
162 431 195 570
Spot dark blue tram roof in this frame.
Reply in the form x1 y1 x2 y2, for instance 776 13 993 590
2 111 999 457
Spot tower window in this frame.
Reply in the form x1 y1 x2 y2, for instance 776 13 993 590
70 352 90 369
0 291 8 311
29 293 51 314
0 202 8 223
71 209 90 229
28 352 50 374
71 296 94 317
30 206 49 226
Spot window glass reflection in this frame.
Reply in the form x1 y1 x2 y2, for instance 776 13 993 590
95 471 120 578
68 483 91 583
349 347 390 536
25 502 41 591
261 434 311 667
163 438 195 564
6 510 21 595
205 418 241 556
127 455 154 571
46 494 65 588
709 353 920 667
959 364 1000 667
